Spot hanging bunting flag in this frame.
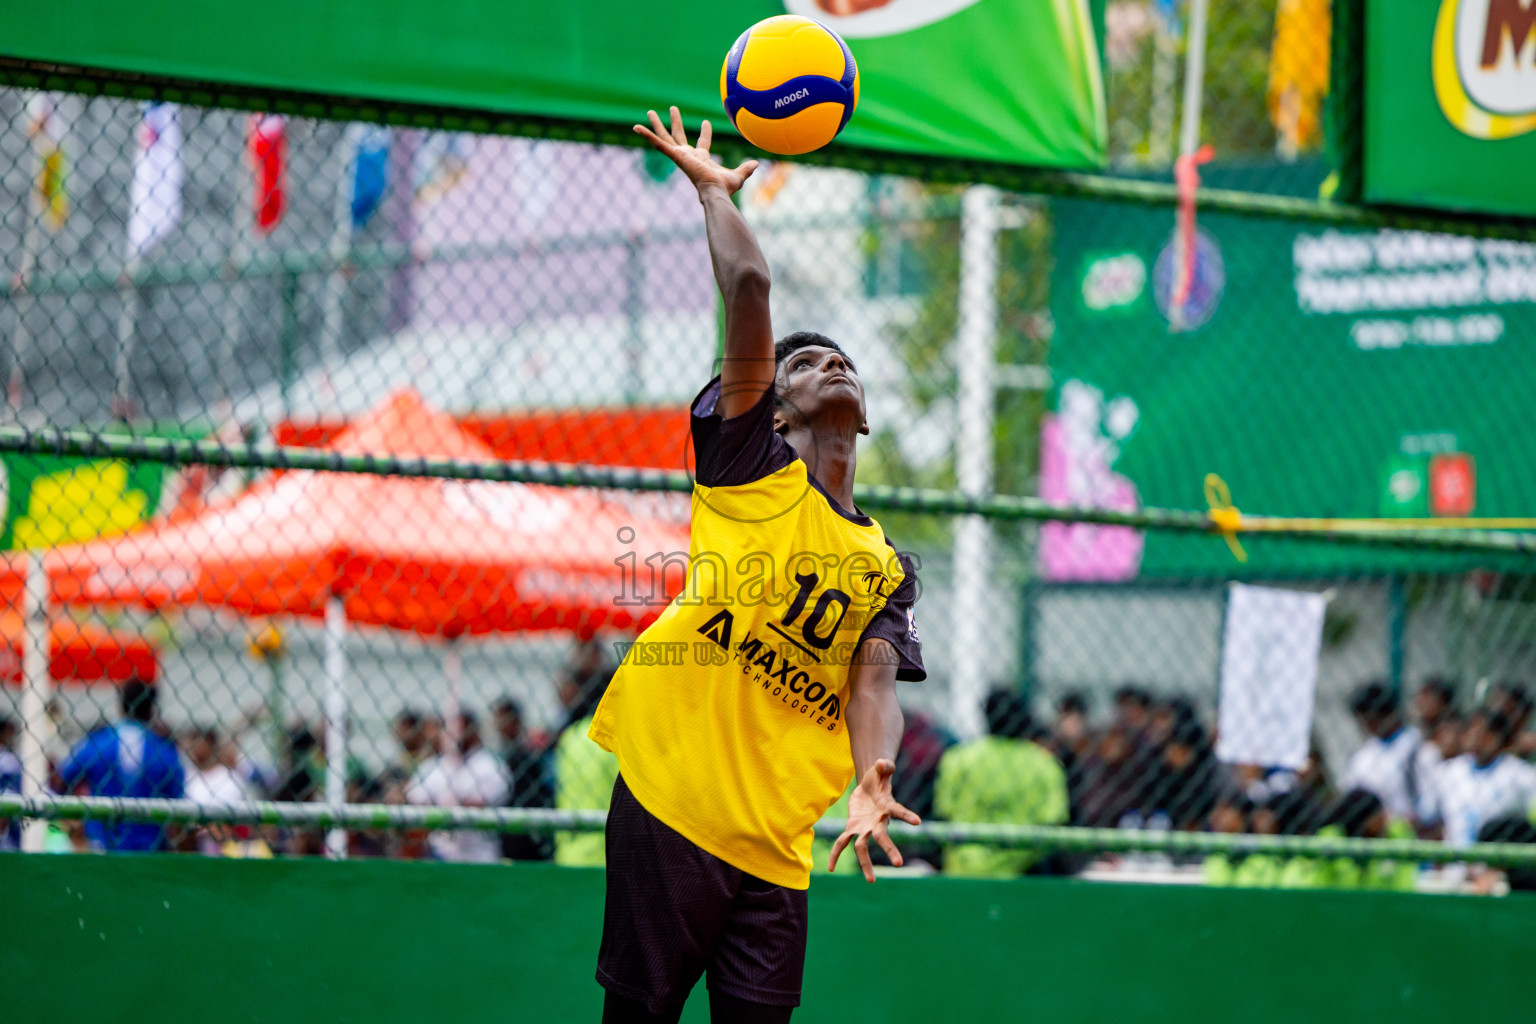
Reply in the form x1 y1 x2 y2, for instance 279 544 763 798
413 131 471 205
126 102 183 261
349 124 391 229
26 93 69 233
249 113 287 234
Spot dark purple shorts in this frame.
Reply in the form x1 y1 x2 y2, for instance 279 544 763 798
597 774 808 1013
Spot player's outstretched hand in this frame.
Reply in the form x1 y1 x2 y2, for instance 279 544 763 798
634 106 758 197
828 758 921 884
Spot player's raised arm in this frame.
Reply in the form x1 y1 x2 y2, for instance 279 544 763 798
634 106 774 418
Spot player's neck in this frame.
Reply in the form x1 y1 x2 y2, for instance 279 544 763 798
786 424 857 511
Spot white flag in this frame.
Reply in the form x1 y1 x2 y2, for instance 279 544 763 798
1216 583 1327 770
126 102 182 261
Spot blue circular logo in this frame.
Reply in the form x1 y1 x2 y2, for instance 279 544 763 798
1153 227 1226 331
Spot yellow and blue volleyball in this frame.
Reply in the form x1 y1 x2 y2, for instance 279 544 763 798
720 15 859 157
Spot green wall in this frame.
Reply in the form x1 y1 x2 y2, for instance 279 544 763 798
3 854 1532 1023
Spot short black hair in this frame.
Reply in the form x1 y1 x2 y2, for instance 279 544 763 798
1263 788 1322 836
983 688 1031 740
394 708 421 729
1484 708 1516 745
1163 718 1207 756
1418 676 1457 706
774 331 846 370
120 679 157 723
1114 685 1152 709
1057 691 1089 717
1348 680 1399 718
1329 787 1386 838
1500 683 1533 720
491 696 523 720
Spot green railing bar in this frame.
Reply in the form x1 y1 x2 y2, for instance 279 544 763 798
6 794 1536 866
4 58 1535 243
0 425 1533 556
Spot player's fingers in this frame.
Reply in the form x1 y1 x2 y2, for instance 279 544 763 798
698 119 713 152
873 824 904 867
855 833 875 883
827 830 851 872
633 124 668 150
669 105 687 144
889 799 921 827
736 159 760 180
874 758 896 779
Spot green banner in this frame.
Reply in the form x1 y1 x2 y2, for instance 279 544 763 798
1365 0 1536 218
1046 195 1536 577
0 0 1105 170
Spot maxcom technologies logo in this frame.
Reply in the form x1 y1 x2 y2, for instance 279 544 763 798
1434 0 1536 139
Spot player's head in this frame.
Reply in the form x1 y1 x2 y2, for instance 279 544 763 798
983 688 1031 740
1468 708 1514 764
772 331 868 438
120 678 157 723
1329 787 1387 839
1414 676 1456 725
1348 679 1401 737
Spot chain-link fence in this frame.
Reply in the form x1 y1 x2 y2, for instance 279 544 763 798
4 0 1536 894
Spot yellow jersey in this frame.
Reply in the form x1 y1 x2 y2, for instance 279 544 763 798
590 377 924 888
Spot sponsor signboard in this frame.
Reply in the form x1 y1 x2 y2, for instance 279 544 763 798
0 0 1106 170
1366 0 1536 218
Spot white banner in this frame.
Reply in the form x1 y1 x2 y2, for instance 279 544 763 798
1216 583 1327 769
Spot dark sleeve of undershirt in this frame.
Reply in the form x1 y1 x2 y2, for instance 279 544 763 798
857 548 926 682
690 375 797 488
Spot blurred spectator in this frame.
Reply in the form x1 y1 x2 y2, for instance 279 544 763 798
56 680 185 852
1488 682 1536 759
0 715 19 851
1113 685 1153 738
184 726 272 858
420 715 445 759
1341 681 1423 822
1415 677 1457 734
894 709 956 824
408 710 511 864
934 689 1068 878
184 726 251 807
554 670 618 867
1201 793 1255 886
1430 712 1465 762
386 709 430 782
272 725 322 803
1147 696 1197 751
1050 692 1093 766
558 638 615 735
1141 718 1219 831
1075 722 1152 828
492 696 555 861
1476 815 1536 892
1049 692 1095 827
1312 788 1415 891
1410 678 1458 821
1423 709 1536 848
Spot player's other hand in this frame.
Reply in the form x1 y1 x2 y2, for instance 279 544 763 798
634 106 758 197
828 758 921 884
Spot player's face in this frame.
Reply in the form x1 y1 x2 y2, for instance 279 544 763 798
776 346 867 432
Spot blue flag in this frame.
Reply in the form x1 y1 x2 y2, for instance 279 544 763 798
350 124 391 229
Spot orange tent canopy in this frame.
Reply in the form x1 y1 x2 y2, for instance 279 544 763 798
12 391 691 638
0 614 158 685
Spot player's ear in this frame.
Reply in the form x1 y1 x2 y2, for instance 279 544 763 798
858 418 870 436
